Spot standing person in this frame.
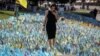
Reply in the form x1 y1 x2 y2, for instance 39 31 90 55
90 8 98 19
93 8 98 19
43 4 58 49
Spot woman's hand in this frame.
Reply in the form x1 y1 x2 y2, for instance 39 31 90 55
52 11 57 16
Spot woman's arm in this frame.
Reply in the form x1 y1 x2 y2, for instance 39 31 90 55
55 11 65 21
43 10 48 28
53 11 60 20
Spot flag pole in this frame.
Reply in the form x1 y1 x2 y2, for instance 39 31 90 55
15 0 27 19
15 2 19 19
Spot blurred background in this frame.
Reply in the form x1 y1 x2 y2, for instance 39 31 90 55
0 0 100 56
0 0 100 21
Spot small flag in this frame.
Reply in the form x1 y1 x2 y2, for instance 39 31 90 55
16 0 27 8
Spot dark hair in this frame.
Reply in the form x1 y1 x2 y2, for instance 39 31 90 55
50 4 58 11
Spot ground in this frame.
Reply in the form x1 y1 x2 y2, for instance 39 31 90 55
0 10 100 56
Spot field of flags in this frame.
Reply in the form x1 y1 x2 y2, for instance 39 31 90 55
0 12 100 56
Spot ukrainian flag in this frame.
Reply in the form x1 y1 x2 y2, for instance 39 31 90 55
16 0 27 8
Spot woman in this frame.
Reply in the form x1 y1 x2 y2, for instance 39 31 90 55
43 4 58 48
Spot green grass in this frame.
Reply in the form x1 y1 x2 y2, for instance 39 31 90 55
74 9 89 13
0 10 15 19
0 9 93 19
66 9 93 18
0 10 29 19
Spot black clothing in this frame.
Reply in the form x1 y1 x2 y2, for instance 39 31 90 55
90 9 98 19
46 11 57 39
93 9 97 18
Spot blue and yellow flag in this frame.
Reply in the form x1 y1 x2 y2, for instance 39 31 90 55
16 0 27 8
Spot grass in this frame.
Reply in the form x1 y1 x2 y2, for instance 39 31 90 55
0 10 15 19
68 9 93 18
0 10 31 19
74 9 89 13
0 9 94 19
